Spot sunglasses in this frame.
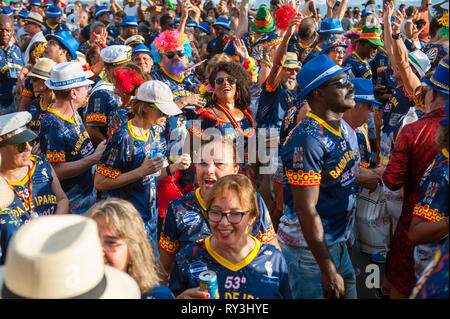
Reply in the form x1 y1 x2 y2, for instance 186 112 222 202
322 75 350 89
16 140 36 153
214 76 237 86
165 50 185 59
333 47 346 54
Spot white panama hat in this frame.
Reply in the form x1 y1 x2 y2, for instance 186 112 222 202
45 62 94 90
0 215 141 299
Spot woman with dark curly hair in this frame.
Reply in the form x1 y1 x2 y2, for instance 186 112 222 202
189 61 255 167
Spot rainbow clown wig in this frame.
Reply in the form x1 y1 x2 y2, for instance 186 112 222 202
150 29 193 64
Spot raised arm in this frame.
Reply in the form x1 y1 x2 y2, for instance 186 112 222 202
391 8 422 95
236 0 250 39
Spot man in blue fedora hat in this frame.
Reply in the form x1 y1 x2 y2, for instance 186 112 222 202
132 43 153 75
43 4 69 37
80 5 119 46
113 15 139 45
279 54 358 299
205 16 233 57
44 30 79 62
302 18 346 65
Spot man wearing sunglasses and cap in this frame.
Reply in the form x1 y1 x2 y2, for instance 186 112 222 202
0 111 69 265
279 54 358 299
39 62 106 215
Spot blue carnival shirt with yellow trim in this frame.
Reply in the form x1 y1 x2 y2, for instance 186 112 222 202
412 149 449 277
106 25 120 45
256 81 296 129
281 112 357 247
0 44 24 111
421 43 449 71
370 47 391 84
287 36 313 63
169 236 292 299
301 43 322 65
150 67 199 160
96 120 167 240
39 108 96 214
159 189 276 255
379 85 415 167
29 97 52 134
0 154 58 264
42 21 69 37
344 52 373 80
112 35 126 45
78 40 93 55
85 81 120 137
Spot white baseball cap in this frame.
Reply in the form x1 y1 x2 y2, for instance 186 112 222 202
135 81 182 116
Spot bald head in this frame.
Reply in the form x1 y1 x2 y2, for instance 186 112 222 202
298 17 316 41
0 14 14 48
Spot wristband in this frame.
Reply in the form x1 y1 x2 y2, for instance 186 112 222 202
166 165 173 176
392 33 404 40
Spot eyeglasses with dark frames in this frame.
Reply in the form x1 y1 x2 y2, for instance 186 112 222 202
214 76 237 86
207 209 249 224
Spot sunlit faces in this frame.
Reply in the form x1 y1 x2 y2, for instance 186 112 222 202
207 189 256 245
196 141 239 198
93 216 129 272
133 52 153 74
317 73 356 112
0 142 33 169
326 46 347 66
212 71 237 102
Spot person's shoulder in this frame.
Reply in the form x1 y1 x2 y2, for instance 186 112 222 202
176 238 207 261
167 191 197 211
143 284 175 299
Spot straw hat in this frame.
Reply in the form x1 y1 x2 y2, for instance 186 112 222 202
28 58 57 81
0 215 141 299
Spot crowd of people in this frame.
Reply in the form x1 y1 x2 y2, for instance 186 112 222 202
0 0 448 300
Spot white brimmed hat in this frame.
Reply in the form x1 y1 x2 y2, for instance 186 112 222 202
100 45 132 67
0 215 141 299
135 81 182 116
45 62 94 90
0 112 37 145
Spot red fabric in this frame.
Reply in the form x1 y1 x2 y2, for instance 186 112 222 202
157 175 183 218
382 107 446 296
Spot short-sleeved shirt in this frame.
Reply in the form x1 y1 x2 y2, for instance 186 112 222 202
96 120 167 240
256 81 296 130
344 52 373 80
39 108 96 214
169 236 292 299
379 85 415 167
0 45 24 111
85 81 120 137
159 188 276 255
0 154 58 264
42 21 69 37
281 112 357 247
421 43 449 70
78 40 93 55
412 149 449 277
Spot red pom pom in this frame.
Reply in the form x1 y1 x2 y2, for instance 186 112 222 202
113 67 145 95
275 6 299 30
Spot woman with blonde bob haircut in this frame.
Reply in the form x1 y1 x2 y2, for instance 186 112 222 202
169 175 291 299
87 198 175 299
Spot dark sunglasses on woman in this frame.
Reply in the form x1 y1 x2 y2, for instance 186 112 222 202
214 76 237 86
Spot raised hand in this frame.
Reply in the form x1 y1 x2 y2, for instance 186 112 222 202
233 38 250 61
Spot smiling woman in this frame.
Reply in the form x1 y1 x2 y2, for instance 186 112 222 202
169 174 291 299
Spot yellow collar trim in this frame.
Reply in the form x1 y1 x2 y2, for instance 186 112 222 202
195 188 207 211
205 235 261 272
9 156 37 187
161 65 184 82
39 97 53 111
442 148 449 159
118 35 126 42
45 21 58 29
299 41 313 49
307 112 342 137
353 51 367 63
47 107 75 123
127 120 149 141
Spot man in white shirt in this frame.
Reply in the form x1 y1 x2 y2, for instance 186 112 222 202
22 12 47 65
